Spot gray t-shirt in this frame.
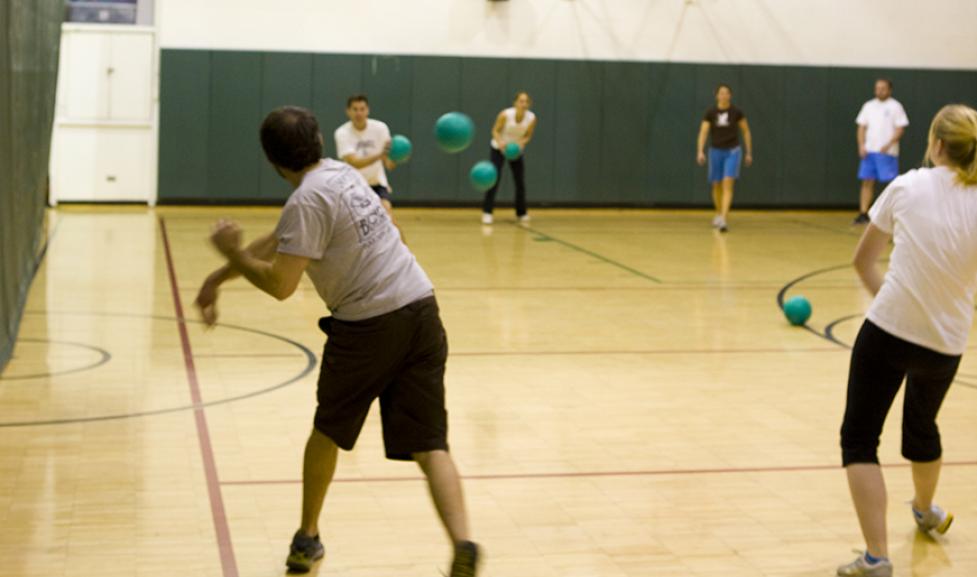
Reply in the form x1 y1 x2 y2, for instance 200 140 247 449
274 159 433 321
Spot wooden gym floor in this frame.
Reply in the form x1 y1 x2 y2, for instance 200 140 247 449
1 206 976 577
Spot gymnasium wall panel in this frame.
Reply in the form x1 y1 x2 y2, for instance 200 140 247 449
737 66 784 206
409 56 462 202
780 67 829 206
158 49 977 209
647 63 697 205
158 49 210 201
599 62 652 204
552 60 603 203
207 51 262 202
258 53 314 200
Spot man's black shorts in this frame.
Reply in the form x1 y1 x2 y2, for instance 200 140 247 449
314 296 448 460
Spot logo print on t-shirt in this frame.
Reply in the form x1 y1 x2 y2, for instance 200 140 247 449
344 187 389 246
717 112 730 127
355 140 375 156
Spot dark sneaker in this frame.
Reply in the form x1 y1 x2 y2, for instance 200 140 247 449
853 213 871 225
285 530 324 573
449 541 480 577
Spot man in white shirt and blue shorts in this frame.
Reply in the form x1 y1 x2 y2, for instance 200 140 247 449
854 79 909 224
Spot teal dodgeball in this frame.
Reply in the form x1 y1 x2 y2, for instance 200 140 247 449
434 112 475 153
389 135 412 163
469 161 498 192
504 142 522 160
783 296 812 326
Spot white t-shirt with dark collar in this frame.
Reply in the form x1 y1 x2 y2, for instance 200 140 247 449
868 166 977 355
334 119 391 188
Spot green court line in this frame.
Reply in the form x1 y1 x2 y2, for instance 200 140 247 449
518 224 663 284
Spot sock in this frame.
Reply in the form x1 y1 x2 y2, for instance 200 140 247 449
865 552 887 565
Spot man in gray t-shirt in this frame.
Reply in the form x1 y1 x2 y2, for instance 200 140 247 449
274 157 431 320
194 107 479 576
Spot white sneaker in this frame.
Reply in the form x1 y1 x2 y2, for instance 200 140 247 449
711 215 723 228
913 503 953 534
481 213 493 225
518 214 531 224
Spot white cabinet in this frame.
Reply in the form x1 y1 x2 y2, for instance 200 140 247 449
50 126 154 203
50 24 157 205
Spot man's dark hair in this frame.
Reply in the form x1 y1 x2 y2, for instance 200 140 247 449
346 94 369 108
877 78 893 89
260 106 323 172
716 83 732 95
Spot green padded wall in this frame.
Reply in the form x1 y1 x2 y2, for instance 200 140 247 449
410 56 461 202
0 0 62 371
159 49 977 207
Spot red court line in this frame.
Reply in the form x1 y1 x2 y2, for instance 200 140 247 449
160 218 239 577
220 460 977 487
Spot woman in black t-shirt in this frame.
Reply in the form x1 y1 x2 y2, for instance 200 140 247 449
696 84 753 232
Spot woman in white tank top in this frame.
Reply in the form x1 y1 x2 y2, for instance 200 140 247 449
837 104 977 577
481 92 538 225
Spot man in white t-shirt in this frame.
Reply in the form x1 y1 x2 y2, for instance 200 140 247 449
334 94 398 216
853 79 909 224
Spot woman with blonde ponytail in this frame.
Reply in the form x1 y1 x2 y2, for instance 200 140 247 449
931 104 977 186
836 104 977 577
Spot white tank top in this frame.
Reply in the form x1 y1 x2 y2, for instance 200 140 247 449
491 107 536 149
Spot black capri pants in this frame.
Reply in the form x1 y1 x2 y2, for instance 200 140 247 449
840 319 960 466
482 147 527 217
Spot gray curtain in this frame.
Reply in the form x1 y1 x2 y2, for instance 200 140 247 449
0 0 63 371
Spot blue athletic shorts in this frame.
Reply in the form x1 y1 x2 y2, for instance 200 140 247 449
708 146 742 183
858 153 899 183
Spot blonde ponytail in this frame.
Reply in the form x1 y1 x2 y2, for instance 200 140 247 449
928 104 977 186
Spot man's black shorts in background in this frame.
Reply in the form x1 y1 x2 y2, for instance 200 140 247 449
370 184 392 201
314 296 448 460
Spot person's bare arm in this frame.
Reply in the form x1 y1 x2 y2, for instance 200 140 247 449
518 117 538 149
852 224 890 296
879 127 905 155
491 112 506 145
857 124 868 158
210 220 310 302
739 118 753 167
696 120 710 165
195 231 278 326
342 140 391 169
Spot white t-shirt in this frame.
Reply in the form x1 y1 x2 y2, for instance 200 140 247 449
274 159 433 321
491 108 537 150
856 98 909 156
867 166 977 355
334 119 391 188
